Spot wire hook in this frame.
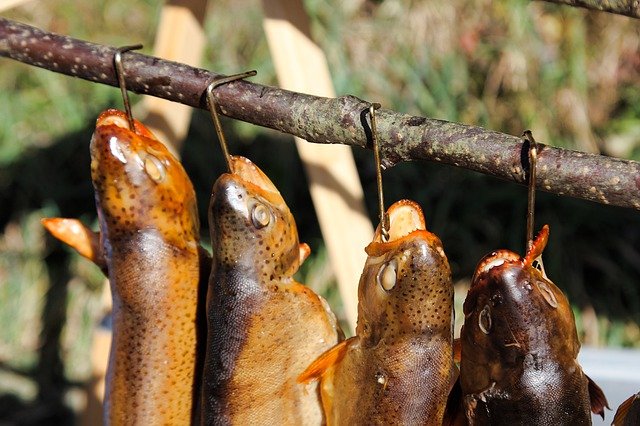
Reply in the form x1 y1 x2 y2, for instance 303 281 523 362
369 103 389 242
114 44 143 131
205 70 257 173
523 130 538 252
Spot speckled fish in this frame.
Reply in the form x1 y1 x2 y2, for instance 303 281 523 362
613 391 640 426
200 155 343 425
457 225 608 425
42 109 208 425
298 199 456 425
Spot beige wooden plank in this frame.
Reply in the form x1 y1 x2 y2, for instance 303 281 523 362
138 0 208 156
0 0 33 13
262 0 373 333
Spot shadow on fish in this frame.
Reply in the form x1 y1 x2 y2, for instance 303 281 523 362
200 155 343 425
299 200 457 425
450 225 609 425
42 109 210 424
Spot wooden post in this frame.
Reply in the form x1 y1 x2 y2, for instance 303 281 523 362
262 0 373 333
138 0 208 156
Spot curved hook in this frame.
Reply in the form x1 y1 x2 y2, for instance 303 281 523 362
113 44 143 131
369 103 389 242
523 130 538 252
205 70 257 173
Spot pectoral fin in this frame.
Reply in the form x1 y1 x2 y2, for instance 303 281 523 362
586 374 609 420
41 218 106 272
453 338 461 364
299 243 311 265
297 337 355 384
613 392 640 426
443 376 466 426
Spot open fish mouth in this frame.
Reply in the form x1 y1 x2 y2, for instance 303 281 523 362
473 250 521 280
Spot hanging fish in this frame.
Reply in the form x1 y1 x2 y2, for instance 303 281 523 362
200 155 343 425
42 109 208 424
298 199 456 425
456 225 608 425
613 391 640 426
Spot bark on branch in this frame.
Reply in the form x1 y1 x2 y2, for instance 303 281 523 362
538 0 640 18
1 17 640 210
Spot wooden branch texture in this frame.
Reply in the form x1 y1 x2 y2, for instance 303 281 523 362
2 17 640 210
538 0 640 18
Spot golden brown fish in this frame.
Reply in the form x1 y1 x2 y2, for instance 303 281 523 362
200 155 343 425
42 109 207 425
457 225 608 425
299 199 456 425
613 392 640 426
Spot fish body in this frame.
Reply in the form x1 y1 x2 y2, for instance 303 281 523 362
613 392 640 426
201 156 342 425
45 109 205 425
300 200 456 425
459 225 607 425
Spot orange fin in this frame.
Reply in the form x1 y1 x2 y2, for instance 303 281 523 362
613 392 640 426
443 376 466 426
524 224 549 266
299 243 311 265
41 218 106 271
297 338 354 384
586 374 609 420
453 338 461 364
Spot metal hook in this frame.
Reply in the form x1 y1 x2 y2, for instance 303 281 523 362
369 103 389 242
205 70 257 173
114 44 143 131
523 130 538 252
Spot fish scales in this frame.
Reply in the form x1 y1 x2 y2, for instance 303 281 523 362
458 225 608 425
300 200 457 426
201 156 342 425
43 109 206 425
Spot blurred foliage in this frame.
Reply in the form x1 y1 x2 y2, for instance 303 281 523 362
0 0 639 423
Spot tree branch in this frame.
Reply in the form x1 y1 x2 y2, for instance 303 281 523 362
1 17 639 210
537 0 640 18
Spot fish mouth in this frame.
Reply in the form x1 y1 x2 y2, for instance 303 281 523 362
472 250 521 282
374 199 426 242
366 199 442 257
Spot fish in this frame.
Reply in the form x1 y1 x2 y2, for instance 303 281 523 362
613 391 640 426
200 155 343 425
42 109 208 425
457 225 608 425
298 199 456 425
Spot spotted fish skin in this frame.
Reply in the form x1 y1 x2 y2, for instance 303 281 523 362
90 109 204 425
201 156 342 426
459 225 607 425
300 200 456 426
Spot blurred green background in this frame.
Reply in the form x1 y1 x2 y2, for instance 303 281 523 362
1 0 639 423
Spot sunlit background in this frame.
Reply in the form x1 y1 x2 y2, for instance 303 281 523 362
1 0 639 423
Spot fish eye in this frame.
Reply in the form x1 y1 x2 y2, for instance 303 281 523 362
251 203 271 229
376 259 397 291
536 280 558 308
479 305 492 334
144 154 166 182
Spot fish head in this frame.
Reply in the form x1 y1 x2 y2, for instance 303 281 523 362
356 200 452 342
462 225 579 367
209 156 300 277
90 109 198 250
